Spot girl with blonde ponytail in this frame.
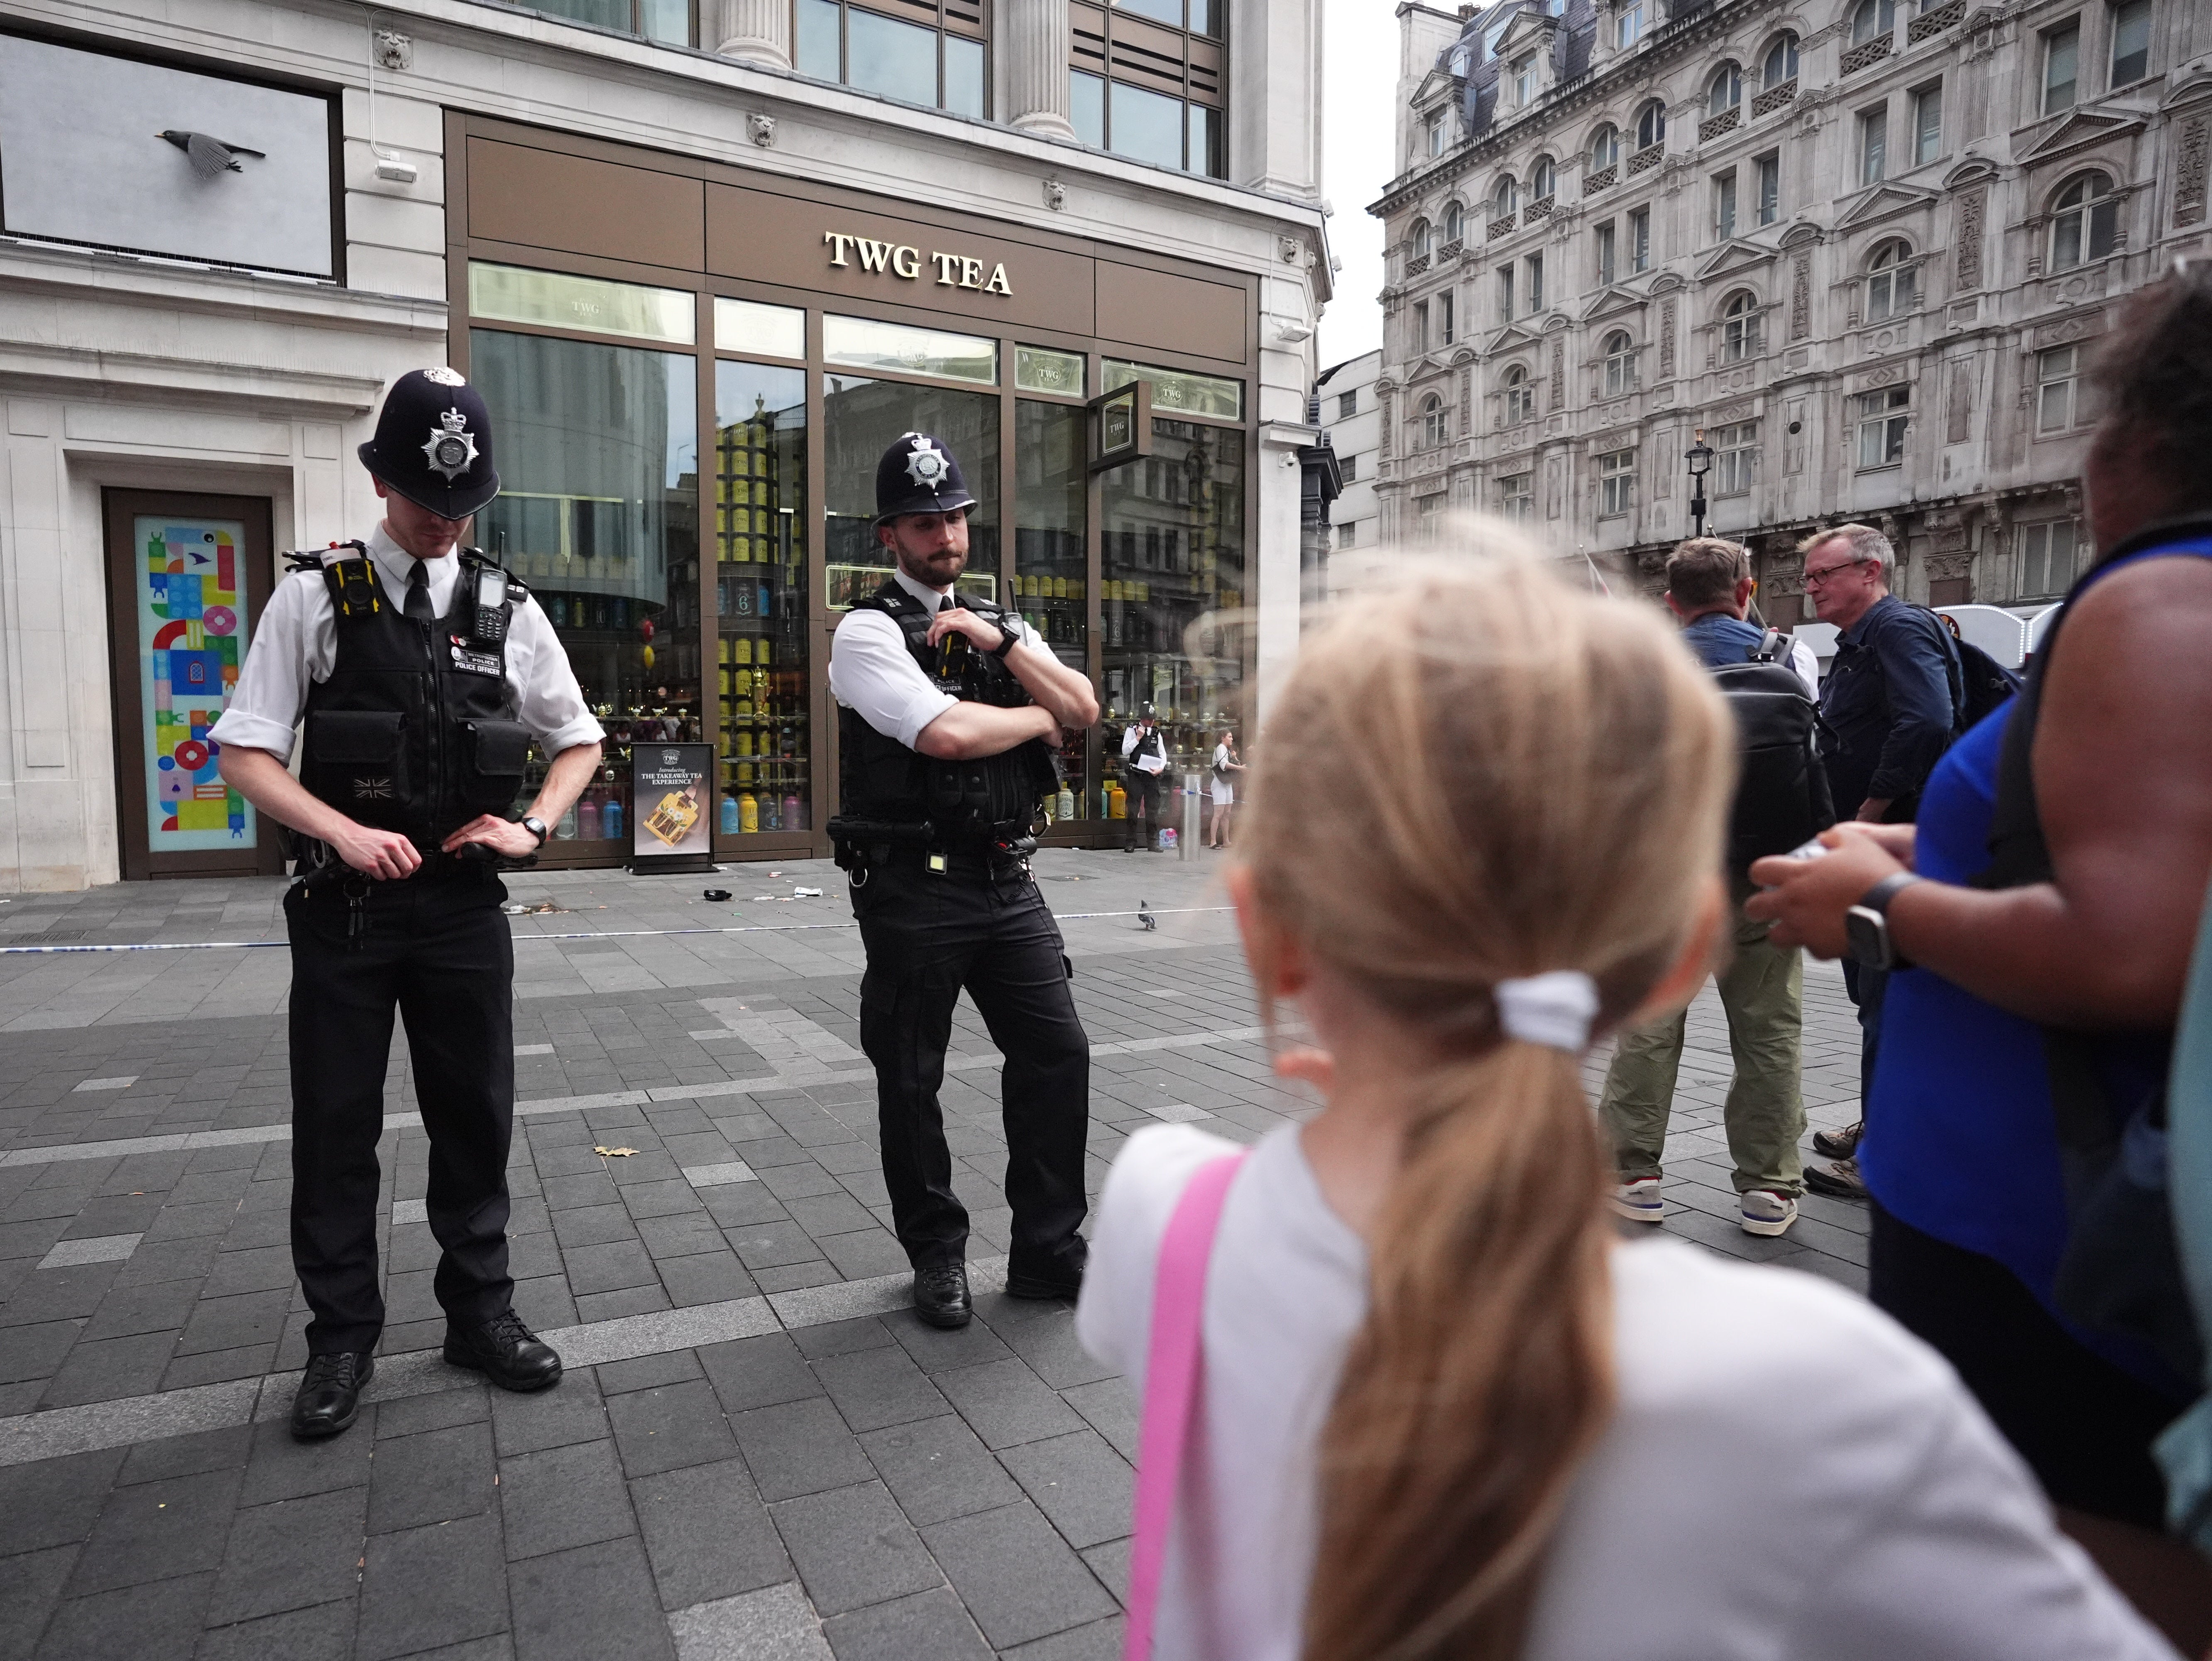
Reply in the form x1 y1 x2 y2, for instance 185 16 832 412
1075 557 2175 1661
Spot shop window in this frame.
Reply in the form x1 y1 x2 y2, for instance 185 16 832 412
1100 420 1245 816
823 372 1001 609
712 361 812 838
1070 1 1227 178
1856 384 1910 468
1713 419 1758 494
1014 399 1093 818
1598 448 1636 516
471 329 701 847
1102 359 1243 421
469 262 695 345
715 296 805 359
796 0 988 118
2017 517 2081 598
822 314 998 384
1016 344 1086 396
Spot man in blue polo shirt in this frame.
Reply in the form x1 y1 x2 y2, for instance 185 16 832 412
1798 522 1957 1197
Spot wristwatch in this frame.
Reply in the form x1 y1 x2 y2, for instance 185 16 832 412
520 815 550 847
1845 872 1923 972
987 620 1020 660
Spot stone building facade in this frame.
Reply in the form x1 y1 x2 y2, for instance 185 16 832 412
0 0 1327 889
1370 0 2212 614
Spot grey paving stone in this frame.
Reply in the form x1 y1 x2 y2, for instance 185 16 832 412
727 1399 873 1503
607 1379 740 1479
509 1534 676 1661
659 1253 761 1309
192 1597 358 1661
855 1415 1024 1529
789 1318 891 1361
0 1317 79 1385
117 1423 254 1487
205 1484 369 1625
921 1502 1116 1650
976 1303 1117 1392
489 1371 610 1456
766 1481 940 1618
666 1582 828 1661
33 1569 213 1661
726 1222 827 1273
39 1330 179 1408
998 1431 1132 1551
599 1349 705 1396
1076 1539 1128 1604
1057 1379 1138 1463
932 1360 1086 1452
0 1261 120 1326
705 1186 792 1230
78 1276 196 1341
357 1512 510 1661
368 1420 497 1534
564 1240 661 1297
883 1310 1015 1375
821 1585 991 1661
372 1382 489 1440
174 1289 289 1358
500 1437 636 1561
66 1466 243 1595
0 1543 76 1661
636 1213 730 1261
237 1409 376 1506
698 1334 824 1415
1001 1617 1123 1661
631 1458 790 1611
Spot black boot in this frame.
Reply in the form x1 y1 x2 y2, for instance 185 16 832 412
912 1263 971 1329
444 1309 563 1392
290 1351 374 1441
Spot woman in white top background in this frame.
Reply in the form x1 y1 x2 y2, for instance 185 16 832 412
1076 559 2179 1661
1207 730 1243 850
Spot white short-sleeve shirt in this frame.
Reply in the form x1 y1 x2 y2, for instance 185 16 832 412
1077 1122 2181 1661
827 566 1041 750
209 524 605 764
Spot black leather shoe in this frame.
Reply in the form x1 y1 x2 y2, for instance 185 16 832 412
290 1351 373 1441
443 1309 563 1392
912 1264 971 1329
1005 1267 1084 1301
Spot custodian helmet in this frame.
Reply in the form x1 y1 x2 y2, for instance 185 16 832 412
874 432 978 525
357 367 502 519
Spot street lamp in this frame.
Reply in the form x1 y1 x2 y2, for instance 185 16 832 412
1685 428 1714 539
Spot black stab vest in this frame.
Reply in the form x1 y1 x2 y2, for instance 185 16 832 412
296 553 532 846
836 579 1058 839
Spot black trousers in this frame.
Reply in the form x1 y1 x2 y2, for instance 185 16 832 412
1869 1200 2185 1528
285 867 516 1355
1840 958 1887 1119
1123 771 1164 849
852 855 1090 1281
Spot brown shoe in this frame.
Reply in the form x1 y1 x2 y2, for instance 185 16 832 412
1802 1158 1868 1200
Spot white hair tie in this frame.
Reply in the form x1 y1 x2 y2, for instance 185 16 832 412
1494 971 1600 1053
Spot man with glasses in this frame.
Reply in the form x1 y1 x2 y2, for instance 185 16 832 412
1796 522 1957 1197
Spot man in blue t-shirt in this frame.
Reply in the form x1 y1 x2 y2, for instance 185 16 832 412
1797 523 1957 1199
1604 539 1818 1239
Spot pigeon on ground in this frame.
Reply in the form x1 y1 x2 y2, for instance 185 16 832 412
1139 899 1157 932
158 130 266 179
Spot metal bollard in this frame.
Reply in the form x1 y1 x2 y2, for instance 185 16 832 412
1181 772 1201 862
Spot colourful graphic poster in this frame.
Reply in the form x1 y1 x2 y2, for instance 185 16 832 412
135 517 255 852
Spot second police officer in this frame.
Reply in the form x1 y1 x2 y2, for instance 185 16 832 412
828 433 1101 1328
215 368 606 1438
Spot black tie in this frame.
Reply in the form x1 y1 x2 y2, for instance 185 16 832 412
939 595 955 612
405 560 433 623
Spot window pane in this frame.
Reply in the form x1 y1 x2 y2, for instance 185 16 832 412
1757 154 1780 224
2038 378 2070 433
1101 420 1245 826
1113 0 1183 21
638 0 689 44
823 314 998 384
796 0 840 79
530 0 629 30
472 329 700 839
1914 86 1941 165
2045 24 2078 113
1188 103 1222 178
469 262 695 345
1016 345 1086 397
715 296 805 360
1103 359 1243 421
847 7 937 106
2088 198 2119 260
1110 80 1186 169
1072 70 1105 147
1717 173 1736 239
712 362 811 835
1013 400 1091 816
2112 0 2151 84
1860 109 1886 184
823 373 1001 607
944 34 985 116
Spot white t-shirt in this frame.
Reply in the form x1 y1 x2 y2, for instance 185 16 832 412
1077 1123 2180 1661
827 567 1043 750
209 524 604 762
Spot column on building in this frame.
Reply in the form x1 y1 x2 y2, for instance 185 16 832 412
1004 0 1075 137
714 0 790 68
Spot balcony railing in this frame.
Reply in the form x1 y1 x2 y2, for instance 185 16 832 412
1750 78 1798 118
1525 197 1555 222
1630 145 1664 175
1908 0 1964 42
1584 163 1618 193
1406 254 1431 275
1488 212 1517 238
1698 106 1741 142
1841 34 1894 74
1438 238 1466 260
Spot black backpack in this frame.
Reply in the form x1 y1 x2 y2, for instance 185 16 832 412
1924 612 2024 734
1711 630 1836 873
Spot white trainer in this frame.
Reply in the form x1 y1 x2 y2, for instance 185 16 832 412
1740 1189 1798 1237
1610 1177 1664 1224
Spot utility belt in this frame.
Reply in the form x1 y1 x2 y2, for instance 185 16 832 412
827 816 1036 884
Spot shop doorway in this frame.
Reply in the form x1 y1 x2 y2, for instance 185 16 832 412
101 489 283 880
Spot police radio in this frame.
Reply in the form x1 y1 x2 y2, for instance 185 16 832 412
458 549 523 649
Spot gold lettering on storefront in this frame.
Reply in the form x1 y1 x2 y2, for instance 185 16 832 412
823 232 1012 295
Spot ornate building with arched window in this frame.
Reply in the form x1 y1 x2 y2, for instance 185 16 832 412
1371 0 2210 620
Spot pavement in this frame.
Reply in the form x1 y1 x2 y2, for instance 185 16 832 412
0 845 1869 1659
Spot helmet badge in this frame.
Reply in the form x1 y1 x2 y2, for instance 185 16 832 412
903 439 951 494
422 408 479 483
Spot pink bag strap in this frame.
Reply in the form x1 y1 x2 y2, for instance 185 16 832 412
1123 1150 1250 1661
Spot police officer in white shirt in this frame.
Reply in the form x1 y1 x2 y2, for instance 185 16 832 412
1119 706 1170 851
213 368 604 1439
828 432 1101 1329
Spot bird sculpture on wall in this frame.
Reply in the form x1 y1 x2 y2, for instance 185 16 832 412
157 130 266 179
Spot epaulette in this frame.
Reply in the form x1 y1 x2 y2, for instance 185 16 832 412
283 539 369 574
